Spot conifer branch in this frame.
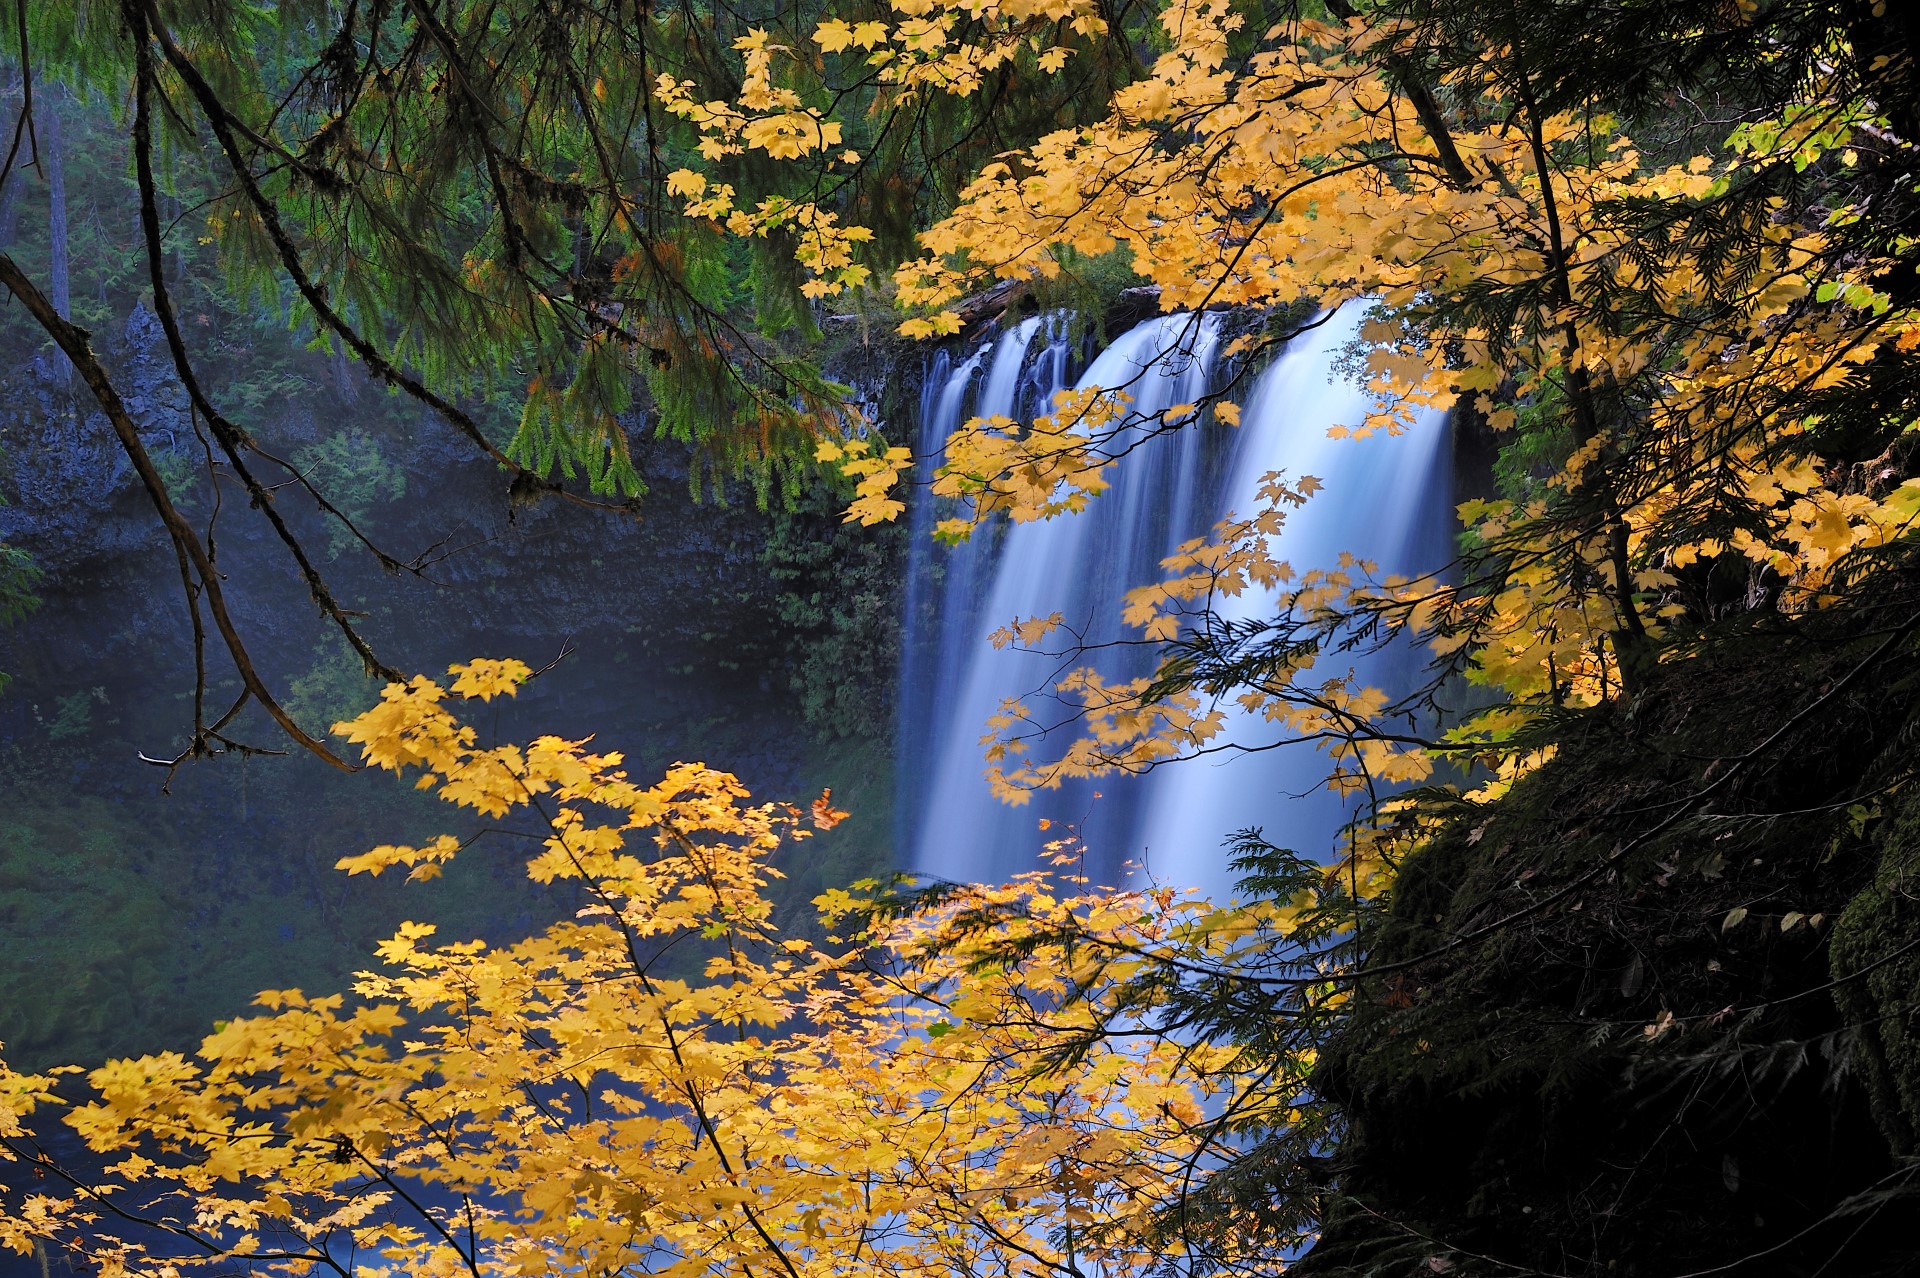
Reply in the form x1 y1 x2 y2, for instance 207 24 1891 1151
141 0 636 516
128 7 404 684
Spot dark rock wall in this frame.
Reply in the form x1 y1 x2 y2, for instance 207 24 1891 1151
1299 588 1920 1276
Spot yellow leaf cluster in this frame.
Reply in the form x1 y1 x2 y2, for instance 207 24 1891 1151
816 435 913 524
860 0 1920 754
2 663 1317 1277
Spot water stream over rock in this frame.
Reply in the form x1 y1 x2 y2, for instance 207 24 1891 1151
900 306 1454 898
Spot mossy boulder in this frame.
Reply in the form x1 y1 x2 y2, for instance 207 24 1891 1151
1831 785 1920 1154
1298 596 1920 1277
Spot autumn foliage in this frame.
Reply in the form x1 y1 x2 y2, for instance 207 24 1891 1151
780 0 1920 868
6 0 1920 1269
1 661 1334 1275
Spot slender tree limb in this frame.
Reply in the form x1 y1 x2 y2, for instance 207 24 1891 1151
127 7 403 684
0 250 355 770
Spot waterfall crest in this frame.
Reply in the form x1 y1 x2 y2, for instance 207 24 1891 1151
900 306 1451 897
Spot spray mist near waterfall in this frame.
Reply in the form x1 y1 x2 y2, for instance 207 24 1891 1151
899 305 1454 900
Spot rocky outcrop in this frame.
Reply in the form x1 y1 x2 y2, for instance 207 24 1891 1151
1297 580 1920 1277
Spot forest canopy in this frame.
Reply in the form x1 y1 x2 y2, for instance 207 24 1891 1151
5 0 1920 1273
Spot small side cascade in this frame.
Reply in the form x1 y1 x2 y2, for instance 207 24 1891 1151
898 304 1453 897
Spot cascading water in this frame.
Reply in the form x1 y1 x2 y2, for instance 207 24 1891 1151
906 311 1228 885
1135 308 1454 901
898 314 1073 859
900 303 1452 897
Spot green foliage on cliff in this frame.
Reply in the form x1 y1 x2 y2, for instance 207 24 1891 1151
0 543 33 630
291 430 407 560
0 474 37 695
762 472 906 740
1831 791 1920 1156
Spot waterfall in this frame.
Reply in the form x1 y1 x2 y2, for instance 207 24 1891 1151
900 304 1451 897
1135 309 1453 901
905 311 1226 884
898 314 1070 859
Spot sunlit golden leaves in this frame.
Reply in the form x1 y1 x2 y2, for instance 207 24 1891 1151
890 18 1919 802
814 435 913 524
0 663 1324 1278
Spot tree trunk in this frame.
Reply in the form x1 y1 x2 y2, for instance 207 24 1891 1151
330 332 359 403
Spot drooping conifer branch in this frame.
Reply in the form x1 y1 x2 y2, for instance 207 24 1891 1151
127 2 403 685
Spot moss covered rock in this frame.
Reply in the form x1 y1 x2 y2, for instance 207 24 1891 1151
1831 785 1920 1154
1298 595 1920 1276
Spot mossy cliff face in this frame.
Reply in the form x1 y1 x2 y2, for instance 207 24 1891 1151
1831 789 1920 1157
1299 585 1920 1276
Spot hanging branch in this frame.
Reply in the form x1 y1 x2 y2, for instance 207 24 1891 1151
141 0 632 516
0 0 39 192
127 6 402 685
0 250 355 771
